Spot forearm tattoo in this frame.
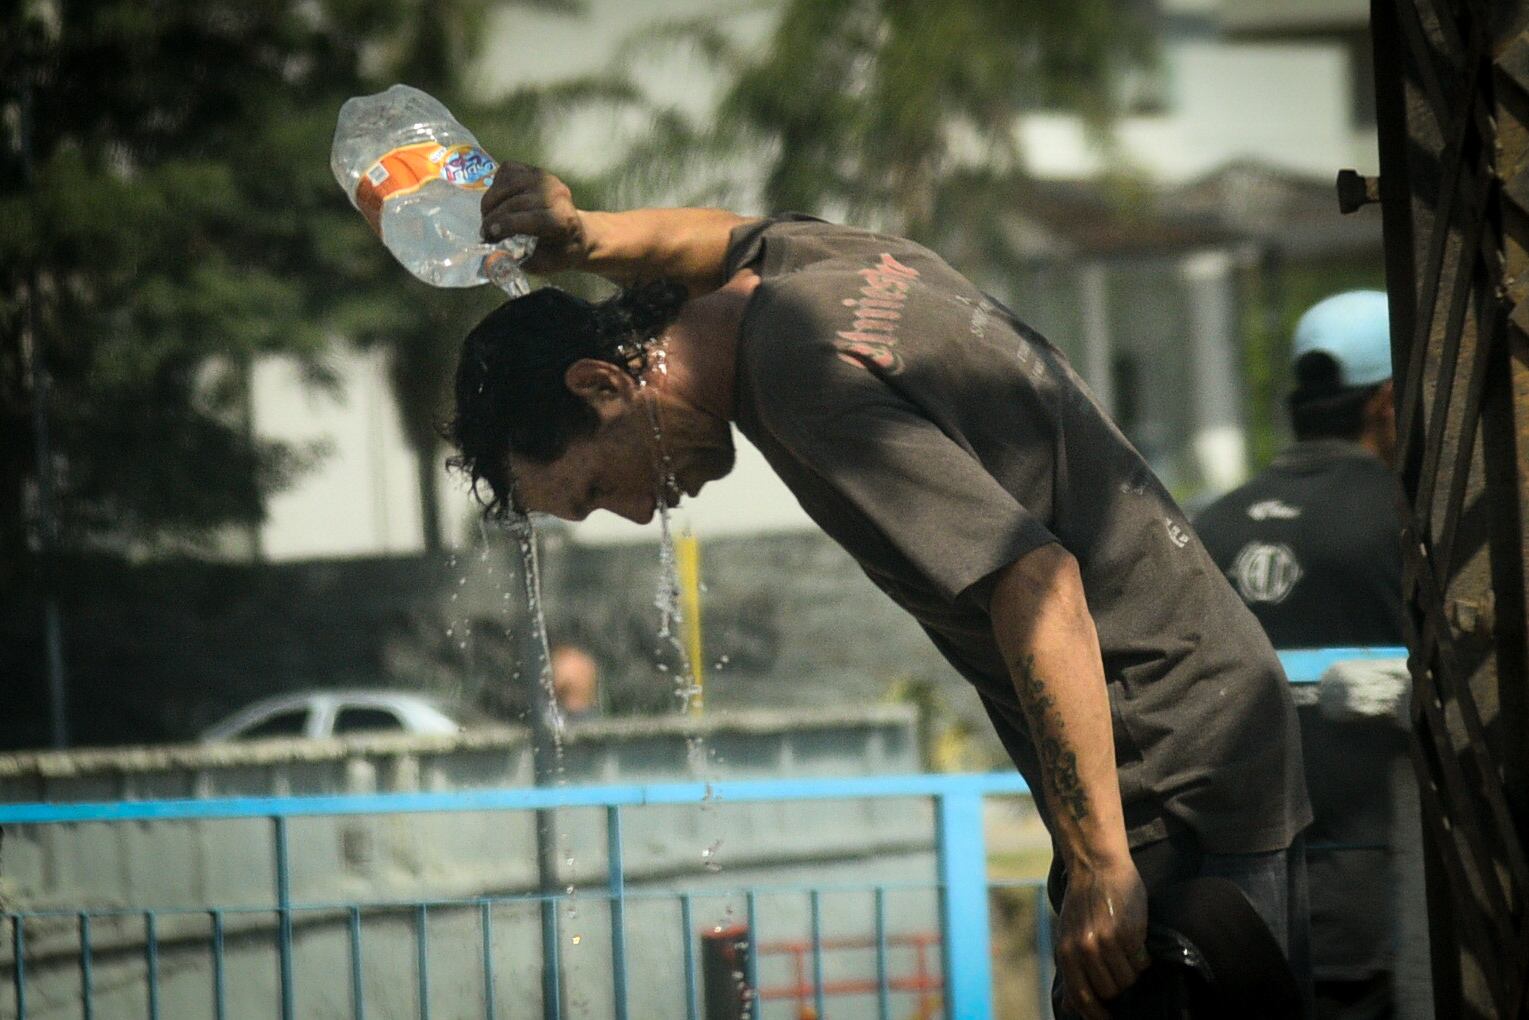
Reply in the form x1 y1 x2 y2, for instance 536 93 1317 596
1012 654 1091 823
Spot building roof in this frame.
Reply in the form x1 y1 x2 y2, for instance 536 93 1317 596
984 159 1382 263
1217 0 1369 37
1163 158 1383 258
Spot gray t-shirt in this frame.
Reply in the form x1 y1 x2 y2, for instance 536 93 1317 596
725 217 1311 854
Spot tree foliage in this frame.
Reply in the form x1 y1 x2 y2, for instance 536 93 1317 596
0 0 604 581
607 0 1155 246
2 0 381 578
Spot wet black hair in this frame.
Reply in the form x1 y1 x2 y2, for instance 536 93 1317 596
446 279 688 519
1288 351 1382 441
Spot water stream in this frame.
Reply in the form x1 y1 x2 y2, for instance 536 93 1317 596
481 341 730 995
640 349 728 886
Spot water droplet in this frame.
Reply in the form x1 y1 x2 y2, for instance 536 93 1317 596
565 885 575 896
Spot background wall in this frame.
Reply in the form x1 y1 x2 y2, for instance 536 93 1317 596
0 531 978 755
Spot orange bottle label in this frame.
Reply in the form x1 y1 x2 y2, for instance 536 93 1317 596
352 142 497 235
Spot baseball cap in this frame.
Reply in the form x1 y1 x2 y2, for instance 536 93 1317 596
1291 290 1392 387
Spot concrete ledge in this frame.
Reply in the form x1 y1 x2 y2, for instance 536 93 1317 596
0 706 916 780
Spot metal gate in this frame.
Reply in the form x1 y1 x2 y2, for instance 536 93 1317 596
1369 0 1529 1015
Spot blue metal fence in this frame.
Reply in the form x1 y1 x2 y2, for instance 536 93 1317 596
1 773 1037 1020
1277 646 1406 684
0 647 1405 1020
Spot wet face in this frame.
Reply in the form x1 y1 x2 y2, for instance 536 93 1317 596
508 372 735 525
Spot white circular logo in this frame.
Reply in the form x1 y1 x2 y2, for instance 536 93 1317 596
1230 542 1303 604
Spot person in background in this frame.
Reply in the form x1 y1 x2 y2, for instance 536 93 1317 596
1196 290 1404 1020
550 642 601 722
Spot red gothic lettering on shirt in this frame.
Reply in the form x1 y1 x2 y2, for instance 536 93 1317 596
834 253 920 375
836 342 903 373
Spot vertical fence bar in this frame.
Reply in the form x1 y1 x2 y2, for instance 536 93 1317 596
78 913 92 1020
745 890 760 1018
274 816 295 1020
680 894 700 1020
12 915 24 1020
349 907 365 1020
542 897 561 1020
480 900 494 1020
874 887 890 1020
145 912 160 1020
937 788 995 1020
211 910 227 1020
1035 886 1055 1020
416 904 430 1020
809 890 825 1020
606 805 629 1020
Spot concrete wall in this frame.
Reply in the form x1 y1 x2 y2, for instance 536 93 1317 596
5 532 977 757
0 706 966 1019
0 706 924 915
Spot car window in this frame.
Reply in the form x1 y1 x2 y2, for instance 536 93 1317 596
236 709 309 740
332 706 406 735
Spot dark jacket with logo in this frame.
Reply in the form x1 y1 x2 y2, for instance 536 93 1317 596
1195 440 1404 647
1196 439 1405 981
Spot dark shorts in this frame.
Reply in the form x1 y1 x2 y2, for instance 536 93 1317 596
1050 821 1313 1018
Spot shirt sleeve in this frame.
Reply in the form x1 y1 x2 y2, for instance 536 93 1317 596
722 213 830 278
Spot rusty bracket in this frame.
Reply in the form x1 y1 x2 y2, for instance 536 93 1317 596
1337 168 1382 213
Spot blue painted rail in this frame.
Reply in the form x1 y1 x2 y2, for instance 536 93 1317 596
1277 646 1406 684
0 647 1406 1020
1 773 1036 1020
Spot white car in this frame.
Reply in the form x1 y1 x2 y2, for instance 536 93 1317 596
199 690 484 742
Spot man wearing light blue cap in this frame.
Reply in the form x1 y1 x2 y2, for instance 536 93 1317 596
1288 289 1396 461
1197 290 1404 1019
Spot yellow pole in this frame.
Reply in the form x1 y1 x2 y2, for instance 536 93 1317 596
675 530 705 715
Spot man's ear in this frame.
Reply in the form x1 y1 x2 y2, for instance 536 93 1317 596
564 359 636 421
1367 379 1395 426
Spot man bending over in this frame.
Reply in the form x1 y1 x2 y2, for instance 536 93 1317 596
448 164 1312 1019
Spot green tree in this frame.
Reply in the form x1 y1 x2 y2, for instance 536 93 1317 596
0 0 400 580
0 0 612 575
608 0 1155 247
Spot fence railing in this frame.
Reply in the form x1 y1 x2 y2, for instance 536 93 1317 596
0 648 1407 1020
1277 646 1406 684
1 773 1039 1020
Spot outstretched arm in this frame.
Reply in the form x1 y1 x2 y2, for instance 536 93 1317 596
989 543 1149 1020
480 162 754 295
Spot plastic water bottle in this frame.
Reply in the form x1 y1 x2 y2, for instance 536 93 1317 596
331 84 535 295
